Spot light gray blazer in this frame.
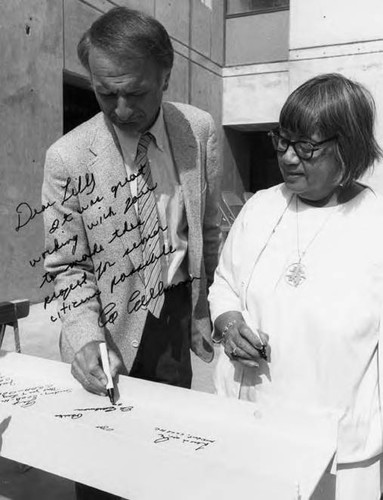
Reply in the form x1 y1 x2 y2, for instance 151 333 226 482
42 102 222 372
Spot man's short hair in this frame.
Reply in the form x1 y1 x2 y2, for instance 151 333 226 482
78 7 174 72
279 73 382 186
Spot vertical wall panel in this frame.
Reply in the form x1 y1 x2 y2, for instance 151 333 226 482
63 0 101 78
225 11 289 66
155 0 191 46
191 0 224 65
115 0 155 15
190 64 222 124
210 0 224 66
166 53 190 103
191 0 213 58
0 0 63 302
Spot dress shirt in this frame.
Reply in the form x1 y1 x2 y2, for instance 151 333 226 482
113 107 188 287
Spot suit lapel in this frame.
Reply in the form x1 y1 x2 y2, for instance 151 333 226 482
163 103 200 251
88 116 144 283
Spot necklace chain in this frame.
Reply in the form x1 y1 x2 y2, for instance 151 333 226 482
295 195 337 262
244 192 339 300
244 194 294 307
286 195 338 287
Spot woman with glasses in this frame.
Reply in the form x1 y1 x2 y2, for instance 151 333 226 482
209 73 383 499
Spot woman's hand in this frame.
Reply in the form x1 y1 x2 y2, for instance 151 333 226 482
214 311 269 367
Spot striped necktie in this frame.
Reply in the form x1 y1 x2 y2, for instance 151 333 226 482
136 132 165 318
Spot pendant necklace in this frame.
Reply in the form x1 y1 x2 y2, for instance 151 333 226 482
285 195 338 287
243 193 295 309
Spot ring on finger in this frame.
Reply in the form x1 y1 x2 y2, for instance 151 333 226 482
231 346 238 357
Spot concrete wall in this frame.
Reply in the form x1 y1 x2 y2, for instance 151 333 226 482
0 0 63 302
225 10 289 66
289 0 383 194
1 0 224 302
222 0 383 194
222 10 289 193
223 62 289 126
222 9 289 127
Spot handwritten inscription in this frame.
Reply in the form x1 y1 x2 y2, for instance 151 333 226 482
123 224 167 257
43 271 87 309
78 194 104 215
153 427 215 451
50 290 102 323
62 174 96 205
55 404 133 420
95 260 116 281
48 212 74 233
55 413 83 420
0 376 15 387
86 206 116 231
111 166 144 199
29 235 78 268
63 243 104 271
109 219 143 244
73 405 133 413
15 200 56 232
16 158 199 328
99 276 200 326
96 425 114 431
0 371 220 458
0 384 71 408
38 243 105 285
128 275 200 314
98 302 119 328
110 244 176 294
124 183 157 214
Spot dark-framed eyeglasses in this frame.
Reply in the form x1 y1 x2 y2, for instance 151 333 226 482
268 130 337 160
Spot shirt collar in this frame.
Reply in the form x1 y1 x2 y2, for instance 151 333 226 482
148 106 165 152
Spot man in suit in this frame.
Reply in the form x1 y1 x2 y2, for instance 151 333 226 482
42 7 221 499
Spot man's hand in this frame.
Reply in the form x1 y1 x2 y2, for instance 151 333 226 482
214 312 269 367
71 341 122 396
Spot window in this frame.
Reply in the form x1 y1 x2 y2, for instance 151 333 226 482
226 0 289 17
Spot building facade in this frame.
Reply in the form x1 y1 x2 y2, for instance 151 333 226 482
1 0 383 301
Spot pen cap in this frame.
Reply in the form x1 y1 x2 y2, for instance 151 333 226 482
99 342 113 388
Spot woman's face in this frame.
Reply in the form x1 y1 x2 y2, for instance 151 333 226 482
277 129 342 202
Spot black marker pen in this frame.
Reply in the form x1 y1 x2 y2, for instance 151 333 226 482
256 329 268 361
99 342 115 405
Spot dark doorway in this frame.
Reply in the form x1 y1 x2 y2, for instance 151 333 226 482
224 126 283 194
249 130 283 192
63 75 100 134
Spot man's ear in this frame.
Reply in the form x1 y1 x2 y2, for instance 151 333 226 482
162 70 171 91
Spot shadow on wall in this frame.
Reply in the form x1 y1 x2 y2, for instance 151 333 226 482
224 126 283 195
63 78 100 134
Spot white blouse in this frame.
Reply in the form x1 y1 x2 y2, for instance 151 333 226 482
208 184 383 463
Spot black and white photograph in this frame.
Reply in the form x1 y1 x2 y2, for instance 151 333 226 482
1 1 383 499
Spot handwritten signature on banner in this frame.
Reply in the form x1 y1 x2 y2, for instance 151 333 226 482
153 427 215 452
55 404 134 420
0 373 216 452
14 170 200 325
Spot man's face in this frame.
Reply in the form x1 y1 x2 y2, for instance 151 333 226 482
88 47 170 134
